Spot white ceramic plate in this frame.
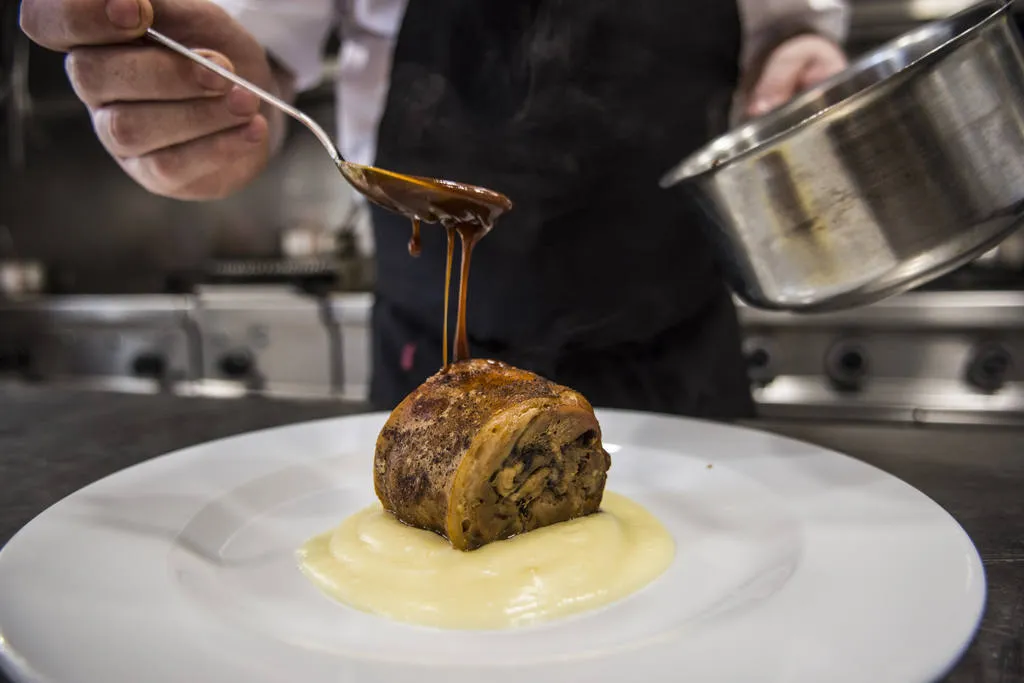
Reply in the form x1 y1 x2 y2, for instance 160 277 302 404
0 410 984 683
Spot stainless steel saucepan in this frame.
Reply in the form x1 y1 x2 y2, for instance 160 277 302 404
662 0 1024 311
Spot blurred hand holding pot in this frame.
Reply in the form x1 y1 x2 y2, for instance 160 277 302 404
662 0 1024 311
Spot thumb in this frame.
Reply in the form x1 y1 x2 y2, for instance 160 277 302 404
21 0 155 52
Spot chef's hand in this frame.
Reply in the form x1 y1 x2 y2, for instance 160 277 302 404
746 34 848 118
19 0 290 200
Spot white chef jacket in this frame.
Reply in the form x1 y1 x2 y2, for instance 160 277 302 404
211 0 849 167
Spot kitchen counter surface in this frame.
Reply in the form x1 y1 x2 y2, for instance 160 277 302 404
0 383 1021 683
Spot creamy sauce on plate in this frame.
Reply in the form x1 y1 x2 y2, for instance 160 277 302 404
297 491 674 630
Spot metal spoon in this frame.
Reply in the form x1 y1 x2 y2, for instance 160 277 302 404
145 29 511 225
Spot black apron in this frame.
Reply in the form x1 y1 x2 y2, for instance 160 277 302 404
368 0 754 420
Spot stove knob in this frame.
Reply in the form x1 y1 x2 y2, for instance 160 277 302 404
747 347 770 368
131 352 167 379
219 349 254 378
743 338 775 386
965 343 1012 393
826 341 868 392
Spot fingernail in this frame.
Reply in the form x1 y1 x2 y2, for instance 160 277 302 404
105 0 141 29
195 62 229 91
750 99 773 116
226 87 259 116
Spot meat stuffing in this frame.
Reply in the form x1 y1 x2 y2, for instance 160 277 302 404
374 358 612 551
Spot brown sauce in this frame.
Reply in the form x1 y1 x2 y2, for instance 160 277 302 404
442 225 455 366
452 227 479 363
349 165 513 368
408 219 422 257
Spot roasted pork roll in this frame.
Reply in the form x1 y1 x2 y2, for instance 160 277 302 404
374 358 612 551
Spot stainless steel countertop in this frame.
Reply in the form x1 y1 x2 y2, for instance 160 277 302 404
0 384 1020 682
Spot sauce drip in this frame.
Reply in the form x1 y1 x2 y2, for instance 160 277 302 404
453 228 479 362
345 165 512 368
442 226 455 367
407 218 421 257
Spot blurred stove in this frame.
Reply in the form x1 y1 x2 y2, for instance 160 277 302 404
738 291 1024 426
191 286 339 398
0 288 373 403
2 274 1023 426
0 295 196 394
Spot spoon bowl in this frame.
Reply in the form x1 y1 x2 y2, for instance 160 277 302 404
344 165 513 232
145 28 512 228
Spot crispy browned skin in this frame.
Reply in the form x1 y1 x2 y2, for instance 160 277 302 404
374 358 611 551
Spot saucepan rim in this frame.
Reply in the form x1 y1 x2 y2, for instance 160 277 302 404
659 0 1013 188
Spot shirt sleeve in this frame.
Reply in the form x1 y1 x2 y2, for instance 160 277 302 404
209 0 336 91
737 0 851 73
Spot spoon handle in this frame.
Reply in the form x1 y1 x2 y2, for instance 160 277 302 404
145 28 343 166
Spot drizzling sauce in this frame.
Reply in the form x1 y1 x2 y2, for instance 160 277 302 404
442 226 455 367
298 169 675 633
347 165 513 367
453 228 479 362
407 218 422 257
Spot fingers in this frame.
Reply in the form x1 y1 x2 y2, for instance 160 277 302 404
802 49 847 88
93 87 261 157
21 0 279 200
748 44 807 117
66 45 235 107
121 115 270 200
66 39 267 198
747 35 848 117
20 0 154 51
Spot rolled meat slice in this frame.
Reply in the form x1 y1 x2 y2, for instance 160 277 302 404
374 358 612 551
